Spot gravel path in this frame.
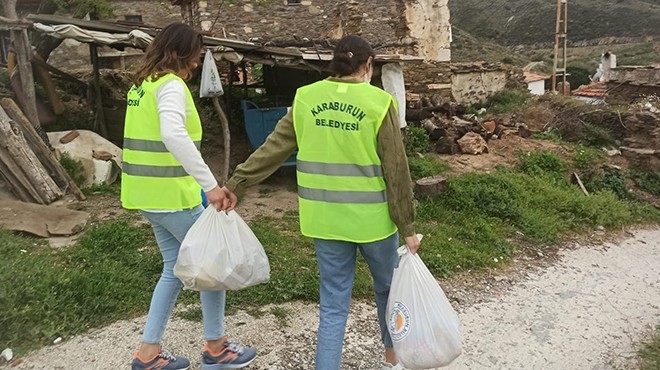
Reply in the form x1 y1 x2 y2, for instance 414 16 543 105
4 229 659 370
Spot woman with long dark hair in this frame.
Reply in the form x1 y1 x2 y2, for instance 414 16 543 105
122 23 256 370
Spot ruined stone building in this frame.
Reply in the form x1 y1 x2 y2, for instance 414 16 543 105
111 0 452 63
109 0 460 99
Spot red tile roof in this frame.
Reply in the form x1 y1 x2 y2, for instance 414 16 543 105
524 71 551 83
572 82 608 97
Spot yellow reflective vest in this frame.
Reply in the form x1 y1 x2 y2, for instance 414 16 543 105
293 79 397 243
121 73 203 210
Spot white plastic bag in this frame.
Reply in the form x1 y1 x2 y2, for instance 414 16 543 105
174 208 270 291
199 49 224 98
387 235 462 369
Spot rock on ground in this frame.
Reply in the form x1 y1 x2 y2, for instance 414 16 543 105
4 229 659 370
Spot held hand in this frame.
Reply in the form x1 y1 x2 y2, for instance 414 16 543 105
405 234 421 254
221 186 238 212
205 186 228 211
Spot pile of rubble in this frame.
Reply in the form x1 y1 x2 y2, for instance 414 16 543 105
407 96 532 156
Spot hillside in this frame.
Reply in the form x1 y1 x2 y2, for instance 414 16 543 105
451 27 529 65
449 0 660 45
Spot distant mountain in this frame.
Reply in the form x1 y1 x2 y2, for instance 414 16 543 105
449 0 660 45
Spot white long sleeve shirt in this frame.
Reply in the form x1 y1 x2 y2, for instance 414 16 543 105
146 79 217 212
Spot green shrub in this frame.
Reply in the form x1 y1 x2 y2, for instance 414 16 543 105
582 122 616 147
405 126 431 156
573 146 604 170
632 170 660 197
471 90 531 114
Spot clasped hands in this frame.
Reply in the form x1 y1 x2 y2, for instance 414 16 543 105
205 186 237 212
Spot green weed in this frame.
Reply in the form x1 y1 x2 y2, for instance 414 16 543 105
408 156 451 180
632 170 660 197
59 152 86 187
573 146 604 170
405 126 431 156
532 129 563 143
82 183 121 196
517 150 566 181
639 326 660 370
471 90 530 115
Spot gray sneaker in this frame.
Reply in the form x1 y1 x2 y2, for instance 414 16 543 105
131 349 190 370
201 340 257 369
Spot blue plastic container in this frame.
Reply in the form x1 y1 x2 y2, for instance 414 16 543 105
241 100 297 166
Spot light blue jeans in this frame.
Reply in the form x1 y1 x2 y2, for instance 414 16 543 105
314 232 399 370
140 205 226 344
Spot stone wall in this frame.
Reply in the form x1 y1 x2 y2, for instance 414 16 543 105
449 62 520 105
110 0 451 61
606 83 660 105
609 67 660 86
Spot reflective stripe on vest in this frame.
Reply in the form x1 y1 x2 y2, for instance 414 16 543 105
296 159 383 177
122 163 189 178
298 186 387 204
292 79 397 243
120 73 203 210
123 138 201 152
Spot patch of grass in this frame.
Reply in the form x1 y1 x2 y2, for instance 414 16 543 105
4 151 658 356
632 169 660 197
59 151 86 187
224 216 375 309
408 156 451 180
176 306 203 322
532 129 563 143
471 90 531 115
258 188 274 195
405 125 431 156
639 326 660 370
82 182 121 196
0 219 159 354
270 307 290 329
517 150 566 181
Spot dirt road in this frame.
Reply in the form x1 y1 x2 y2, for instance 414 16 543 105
5 229 659 370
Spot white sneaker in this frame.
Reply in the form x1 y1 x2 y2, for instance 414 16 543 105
381 362 406 370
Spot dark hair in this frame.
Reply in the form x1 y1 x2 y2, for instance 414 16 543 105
330 35 375 77
133 22 203 85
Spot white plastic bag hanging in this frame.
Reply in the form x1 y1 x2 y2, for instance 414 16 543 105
200 49 224 98
387 235 462 369
174 208 270 291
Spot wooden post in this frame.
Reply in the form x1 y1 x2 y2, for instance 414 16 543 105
2 15 41 133
90 44 109 138
212 97 231 184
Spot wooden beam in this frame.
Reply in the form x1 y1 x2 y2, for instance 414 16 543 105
1 98 86 201
0 105 62 204
31 57 87 87
89 44 109 138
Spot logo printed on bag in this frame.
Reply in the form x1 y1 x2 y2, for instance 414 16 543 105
389 301 411 341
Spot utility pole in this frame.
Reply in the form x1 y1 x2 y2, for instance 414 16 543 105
551 0 568 94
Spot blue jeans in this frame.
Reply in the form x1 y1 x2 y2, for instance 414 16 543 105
314 232 399 370
140 205 226 344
